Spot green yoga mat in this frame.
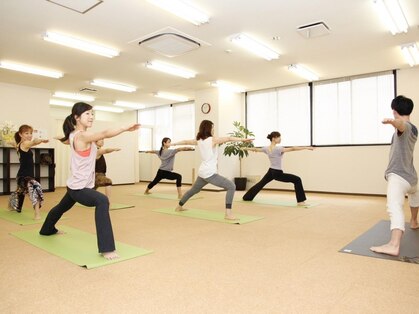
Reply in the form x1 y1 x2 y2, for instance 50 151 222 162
76 203 135 210
10 226 153 269
134 193 202 201
153 208 263 224
237 199 318 208
0 208 66 225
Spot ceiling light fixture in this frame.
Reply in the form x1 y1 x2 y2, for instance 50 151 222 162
154 92 189 102
114 101 146 110
53 91 95 102
231 33 279 61
147 0 209 25
145 61 196 79
94 105 124 113
0 61 63 78
288 64 319 81
401 43 419 66
91 80 137 92
49 99 74 107
210 80 245 93
373 0 409 35
43 31 119 58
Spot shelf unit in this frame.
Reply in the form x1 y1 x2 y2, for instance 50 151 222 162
0 147 55 195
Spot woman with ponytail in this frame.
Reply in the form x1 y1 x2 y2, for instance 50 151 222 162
40 102 140 260
173 120 253 220
242 131 314 205
10 125 49 219
144 137 193 199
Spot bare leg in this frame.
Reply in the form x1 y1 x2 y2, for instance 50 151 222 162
144 188 151 195
177 186 182 199
370 228 403 256
34 202 41 220
410 206 419 229
101 251 119 260
105 186 112 204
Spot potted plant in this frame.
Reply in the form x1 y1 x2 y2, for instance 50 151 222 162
223 121 254 190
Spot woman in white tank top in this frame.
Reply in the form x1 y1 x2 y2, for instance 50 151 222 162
173 120 253 220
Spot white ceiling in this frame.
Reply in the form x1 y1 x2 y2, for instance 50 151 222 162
0 0 418 109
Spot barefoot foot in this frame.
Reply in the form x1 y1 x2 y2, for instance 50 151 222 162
370 243 399 256
144 190 151 195
34 214 42 220
297 202 308 206
224 215 239 221
410 220 419 229
175 205 187 212
102 251 119 260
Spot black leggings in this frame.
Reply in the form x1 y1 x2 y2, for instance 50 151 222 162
147 169 182 189
243 168 306 203
40 187 115 253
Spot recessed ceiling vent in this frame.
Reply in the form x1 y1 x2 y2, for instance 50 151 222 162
46 0 103 14
297 21 330 39
131 27 211 57
79 87 97 93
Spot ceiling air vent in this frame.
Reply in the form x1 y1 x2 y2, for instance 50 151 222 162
131 27 210 58
297 21 330 39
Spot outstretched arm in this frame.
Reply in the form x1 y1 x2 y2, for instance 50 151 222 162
172 139 198 146
382 118 406 133
145 150 158 154
175 147 195 152
213 137 253 145
21 138 49 150
243 147 263 153
282 146 315 153
79 124 141 143
97 147 121 158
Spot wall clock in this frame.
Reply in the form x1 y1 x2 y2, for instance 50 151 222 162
201 102 211 114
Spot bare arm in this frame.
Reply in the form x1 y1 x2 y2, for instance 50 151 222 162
382 118 406 133
145 150 158 154
243 147 263 153
213 137 254 145
282 146 315 153
175 147 195 152
97 148 121 158
172 139 198 146
79 124 141 144
21 138 49 150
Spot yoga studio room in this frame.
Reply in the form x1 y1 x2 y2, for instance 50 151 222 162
1 0 419 313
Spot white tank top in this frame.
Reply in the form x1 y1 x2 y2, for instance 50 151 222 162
67 131 97 189
197 137 218 178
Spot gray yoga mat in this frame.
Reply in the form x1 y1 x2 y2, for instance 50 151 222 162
339 220 419 264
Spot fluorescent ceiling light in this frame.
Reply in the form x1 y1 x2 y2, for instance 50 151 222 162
401 43 419 67
94 105 124 113
231 33 279 61
49 99 74 107
145 61 196 79
91 80 137 92
53 91 95 102
0 61 63 78
147 0 209 25
43 31 119 58
154 92 189 102
288 64 319 81
210 80 245 93
373 0 408 35
114 101 146 110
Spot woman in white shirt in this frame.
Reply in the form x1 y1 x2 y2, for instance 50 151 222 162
173 120 252 220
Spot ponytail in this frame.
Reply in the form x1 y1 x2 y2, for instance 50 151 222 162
267 131 281 141
60 102 93 142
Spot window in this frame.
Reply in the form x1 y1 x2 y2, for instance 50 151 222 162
138 102 195 150
312 71 395 145
247 84 311 146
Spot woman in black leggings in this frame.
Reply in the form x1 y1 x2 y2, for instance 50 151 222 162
144 137 193 199
242 131 314 205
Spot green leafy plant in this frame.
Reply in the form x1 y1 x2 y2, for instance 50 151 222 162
223 121 254 177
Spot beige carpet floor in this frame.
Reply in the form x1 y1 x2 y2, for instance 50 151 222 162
1 183 418 313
